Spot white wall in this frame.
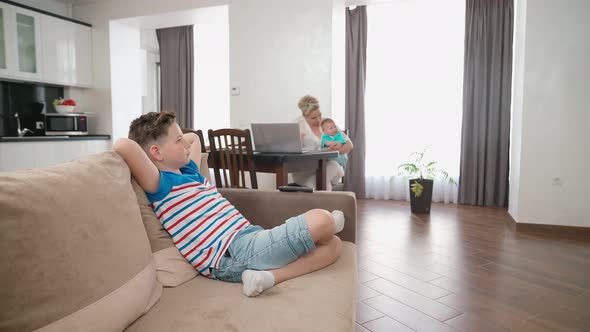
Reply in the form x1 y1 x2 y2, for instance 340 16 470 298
67 0 340 139
229 0 334 128
510 0 590 227
140 29 159 52
194 16 230 136
10 0 71 17
109 6 230 140
508 0 527 220
141 51 159 114
331 0 345 127
109 21 142 141
140 29 159 114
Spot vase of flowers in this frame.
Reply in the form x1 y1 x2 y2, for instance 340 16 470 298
397 147 456 214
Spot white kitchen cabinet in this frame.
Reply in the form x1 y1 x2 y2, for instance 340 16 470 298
73 23 92 87
13 6 42 80
0 3 42 81
0 3 14 76
0 2 92 87
41 14 73 85
0 140 110 172
42 14 93 87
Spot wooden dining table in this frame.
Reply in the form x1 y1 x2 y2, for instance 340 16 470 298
251 151 338 190
205 142 338 190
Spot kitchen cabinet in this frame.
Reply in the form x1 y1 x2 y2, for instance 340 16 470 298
0 2 92 87
0 139 109 172
42 15 93 87
0 2 14 77
0 4 43 80
73 22 92 86
13 6 42 80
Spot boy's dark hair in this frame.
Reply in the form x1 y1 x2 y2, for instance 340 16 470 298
320 118 335 128
128 111 176 150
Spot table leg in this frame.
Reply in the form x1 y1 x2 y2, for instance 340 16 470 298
275 164 288 188
316 159 327 190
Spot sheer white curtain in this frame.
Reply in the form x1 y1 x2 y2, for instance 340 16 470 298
365 0 465 204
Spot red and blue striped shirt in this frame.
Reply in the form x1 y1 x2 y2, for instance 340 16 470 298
146 160 250 278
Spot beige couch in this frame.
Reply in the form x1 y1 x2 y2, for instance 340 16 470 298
0 152 357 332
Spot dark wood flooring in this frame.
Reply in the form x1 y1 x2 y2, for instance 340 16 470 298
355 199 590 332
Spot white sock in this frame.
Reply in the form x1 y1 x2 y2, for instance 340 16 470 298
242 270 275 297
332 210 345 233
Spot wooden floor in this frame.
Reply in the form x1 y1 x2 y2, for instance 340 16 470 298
355 199 590 332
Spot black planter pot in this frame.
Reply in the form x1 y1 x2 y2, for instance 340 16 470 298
409 178 433 214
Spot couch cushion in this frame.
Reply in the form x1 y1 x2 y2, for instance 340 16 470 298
132 154 209 287
126 241 357 332
0 152 161 332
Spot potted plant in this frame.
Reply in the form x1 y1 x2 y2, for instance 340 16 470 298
397 148 456 214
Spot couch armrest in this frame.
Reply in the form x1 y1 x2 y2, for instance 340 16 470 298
218 189 357 243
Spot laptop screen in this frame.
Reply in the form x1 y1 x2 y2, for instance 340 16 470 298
251 123 307 153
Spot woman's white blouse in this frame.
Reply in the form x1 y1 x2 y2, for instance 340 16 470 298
297 117 321 151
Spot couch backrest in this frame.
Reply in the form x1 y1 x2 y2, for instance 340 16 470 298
0 152 161 332
218 188 357 243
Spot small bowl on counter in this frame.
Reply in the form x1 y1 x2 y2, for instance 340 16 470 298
54 105 76 113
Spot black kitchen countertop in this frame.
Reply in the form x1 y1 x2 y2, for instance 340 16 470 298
0 135 111 142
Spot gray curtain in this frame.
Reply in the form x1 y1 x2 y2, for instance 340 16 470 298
156 25 194 129
344 6 367 199
458 0 513 207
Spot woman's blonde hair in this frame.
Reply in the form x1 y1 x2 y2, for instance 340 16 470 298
298 95 320 117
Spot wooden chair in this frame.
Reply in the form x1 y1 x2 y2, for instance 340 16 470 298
208 128 258 189
181 128 207 153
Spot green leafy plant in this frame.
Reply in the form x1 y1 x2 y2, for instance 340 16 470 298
397 147 457 198
410 181 424 197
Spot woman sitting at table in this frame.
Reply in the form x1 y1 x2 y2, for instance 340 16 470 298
292 95 353 191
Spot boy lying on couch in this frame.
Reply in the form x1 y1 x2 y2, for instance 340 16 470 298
113 111 345 297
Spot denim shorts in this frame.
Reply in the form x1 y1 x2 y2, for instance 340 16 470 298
211 214 316 283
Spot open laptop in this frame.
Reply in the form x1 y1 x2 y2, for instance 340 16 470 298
251 123 311 153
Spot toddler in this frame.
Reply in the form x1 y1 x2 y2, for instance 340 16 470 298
320 118 348 169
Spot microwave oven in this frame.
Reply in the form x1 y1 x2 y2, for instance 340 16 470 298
44 113 89 136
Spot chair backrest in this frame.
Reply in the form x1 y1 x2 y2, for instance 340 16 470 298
207 128 258 189
181 128 207 153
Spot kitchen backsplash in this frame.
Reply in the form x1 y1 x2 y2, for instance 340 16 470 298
0 81 64 137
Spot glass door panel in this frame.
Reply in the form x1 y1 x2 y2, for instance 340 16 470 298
16 13 37 73
0 8 6 69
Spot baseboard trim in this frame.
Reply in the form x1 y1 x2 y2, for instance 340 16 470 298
510 220 590 239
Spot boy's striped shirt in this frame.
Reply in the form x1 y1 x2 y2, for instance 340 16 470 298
146 160 250 278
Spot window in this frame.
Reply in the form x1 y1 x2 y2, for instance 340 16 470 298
365 0 465 202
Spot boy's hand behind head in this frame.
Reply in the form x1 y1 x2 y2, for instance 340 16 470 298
112 137 160 193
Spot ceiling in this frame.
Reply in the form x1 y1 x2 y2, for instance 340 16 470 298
53 0 105 4
57 0 396 6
